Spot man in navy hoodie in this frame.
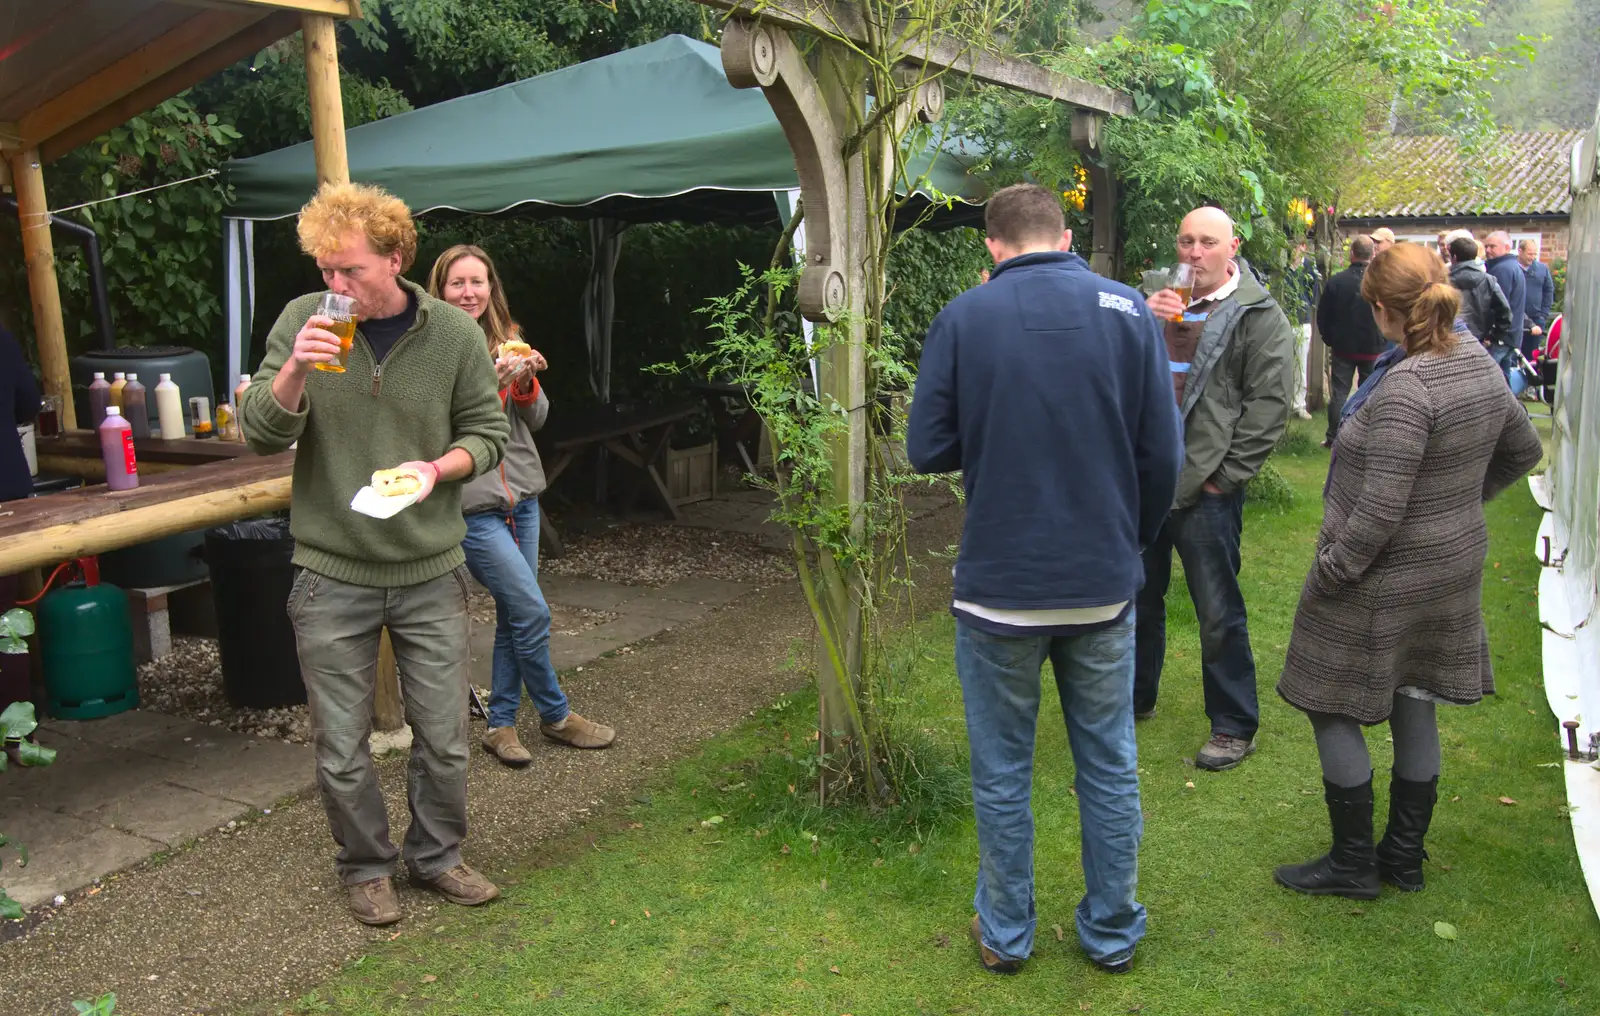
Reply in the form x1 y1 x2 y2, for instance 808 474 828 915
908 183 1182 976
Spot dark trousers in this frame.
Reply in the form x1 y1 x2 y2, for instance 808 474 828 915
1326 355 1376 442
1520 330 1541 359
1134 490 1258 739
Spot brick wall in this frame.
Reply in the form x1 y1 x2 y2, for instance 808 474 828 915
1336 218 1570 263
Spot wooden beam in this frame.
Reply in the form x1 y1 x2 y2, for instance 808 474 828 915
698 0 1133 116
0 453 292 573
16 8 265 149
301 12 349 187
39 11 303 163
10 149 76 432
374 631 404 732
165 0 357 15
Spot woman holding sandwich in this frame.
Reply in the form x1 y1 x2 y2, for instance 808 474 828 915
428 244 616 766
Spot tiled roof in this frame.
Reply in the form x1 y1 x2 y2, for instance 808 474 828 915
1339 130 1582 220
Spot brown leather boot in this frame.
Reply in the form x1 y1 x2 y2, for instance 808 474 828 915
347 876 402 926
416 864 500 906
482 726 533 767
970 914 1023 974
540 711 616 749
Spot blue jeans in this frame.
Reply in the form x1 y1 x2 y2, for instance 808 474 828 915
955 617 1146 967
461 498 569 729
1490 343 1516 383
1134 490 1259 739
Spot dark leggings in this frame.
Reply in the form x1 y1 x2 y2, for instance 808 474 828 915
1308 694 1441 788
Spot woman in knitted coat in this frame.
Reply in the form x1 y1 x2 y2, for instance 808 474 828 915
1275 243 1543 899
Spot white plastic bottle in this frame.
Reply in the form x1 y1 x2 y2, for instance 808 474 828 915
155 373 185 439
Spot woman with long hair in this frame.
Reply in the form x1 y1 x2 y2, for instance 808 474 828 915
428 244 616 766
1274 243 1541 898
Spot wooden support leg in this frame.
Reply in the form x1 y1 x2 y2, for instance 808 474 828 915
373 628 405 733
11 149 76 428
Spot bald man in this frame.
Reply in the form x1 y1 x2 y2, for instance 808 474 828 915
1483 231 1526 378
1141 207 1295 771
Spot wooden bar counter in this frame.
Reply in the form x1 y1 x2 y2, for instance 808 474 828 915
0 435 293 573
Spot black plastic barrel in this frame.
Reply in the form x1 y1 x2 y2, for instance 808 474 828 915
204 519 305 708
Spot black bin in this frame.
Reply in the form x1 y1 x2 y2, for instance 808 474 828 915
205 519 305 708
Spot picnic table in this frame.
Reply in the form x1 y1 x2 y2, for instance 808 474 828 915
536 401 698 555
0 445 293 574
687 379 765 476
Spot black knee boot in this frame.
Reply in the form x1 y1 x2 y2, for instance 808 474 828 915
1376 772 1438 891
1274 776 1380 899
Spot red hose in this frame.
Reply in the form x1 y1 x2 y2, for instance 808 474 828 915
16 561 73 607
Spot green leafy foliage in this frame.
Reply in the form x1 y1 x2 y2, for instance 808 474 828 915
2 699 57 921
0 608 33 655
0 97 242 379
72 994 117 1016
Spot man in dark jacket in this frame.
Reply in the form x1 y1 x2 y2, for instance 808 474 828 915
1519 239 1555 358
1 327 40 502
1484 231 1527 369
1315 235 1388 446
908 183 1181 977
1447 236 1514 359
1138 207 1295 773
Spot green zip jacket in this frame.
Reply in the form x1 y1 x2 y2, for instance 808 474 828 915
1175 258 1296 509
239 277 509 587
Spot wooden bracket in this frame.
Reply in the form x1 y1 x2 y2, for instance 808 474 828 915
721 19 848 322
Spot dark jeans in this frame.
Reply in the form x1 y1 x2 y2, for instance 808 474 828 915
1520 330 1541 360
289 567 473 885
1326 355 1376 442
1134 490 1258 739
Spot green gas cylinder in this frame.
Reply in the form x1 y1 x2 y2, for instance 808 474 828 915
40 558 138 720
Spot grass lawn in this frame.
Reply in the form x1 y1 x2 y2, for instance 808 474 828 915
286 422 1595 1016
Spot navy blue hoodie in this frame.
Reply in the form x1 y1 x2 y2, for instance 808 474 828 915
1 328 39 503
907 251 1182 611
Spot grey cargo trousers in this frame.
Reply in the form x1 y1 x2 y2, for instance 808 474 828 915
288 566 472 885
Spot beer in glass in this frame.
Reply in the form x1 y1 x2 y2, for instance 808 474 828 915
1168 263 1196 321
313 293 359 373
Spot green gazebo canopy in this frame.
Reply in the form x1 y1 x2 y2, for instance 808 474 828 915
220 33 987 401
223 33 986 224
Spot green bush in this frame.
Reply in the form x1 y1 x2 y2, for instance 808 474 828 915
1246 458 1296 511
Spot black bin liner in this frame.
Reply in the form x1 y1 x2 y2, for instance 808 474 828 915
205 519 305 709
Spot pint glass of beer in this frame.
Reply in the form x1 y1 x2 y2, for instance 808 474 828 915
313 293 359 373
1168 263 1196 321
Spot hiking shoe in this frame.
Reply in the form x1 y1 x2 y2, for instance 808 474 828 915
347 876 402 926
1195 733 1256 772
969 914 1023 974
415 864 500 906
541 711 616 749
482 726 533 767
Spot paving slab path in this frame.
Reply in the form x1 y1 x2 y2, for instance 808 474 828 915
0 503 960 1016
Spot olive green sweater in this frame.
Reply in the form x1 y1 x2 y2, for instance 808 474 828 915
239 278 509 587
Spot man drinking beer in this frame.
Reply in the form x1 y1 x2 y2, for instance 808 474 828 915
239 182 508 926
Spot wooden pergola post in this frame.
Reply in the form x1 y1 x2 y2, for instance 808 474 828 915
10 149 76 428
297 9 404 735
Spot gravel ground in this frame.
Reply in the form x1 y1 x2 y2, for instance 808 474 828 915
138 602 619 745
0 505 960 1016
541 521 794 586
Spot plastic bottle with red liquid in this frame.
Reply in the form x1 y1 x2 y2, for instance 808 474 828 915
98 406 139 491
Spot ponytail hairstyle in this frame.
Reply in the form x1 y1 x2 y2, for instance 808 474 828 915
1360 242 1461 357
426 244 519 357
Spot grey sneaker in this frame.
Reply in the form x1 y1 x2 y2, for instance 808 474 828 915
1195 733 1256 771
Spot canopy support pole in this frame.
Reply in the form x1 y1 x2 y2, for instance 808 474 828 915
302 13 350 187
10 148 77 429
300 11 405 735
